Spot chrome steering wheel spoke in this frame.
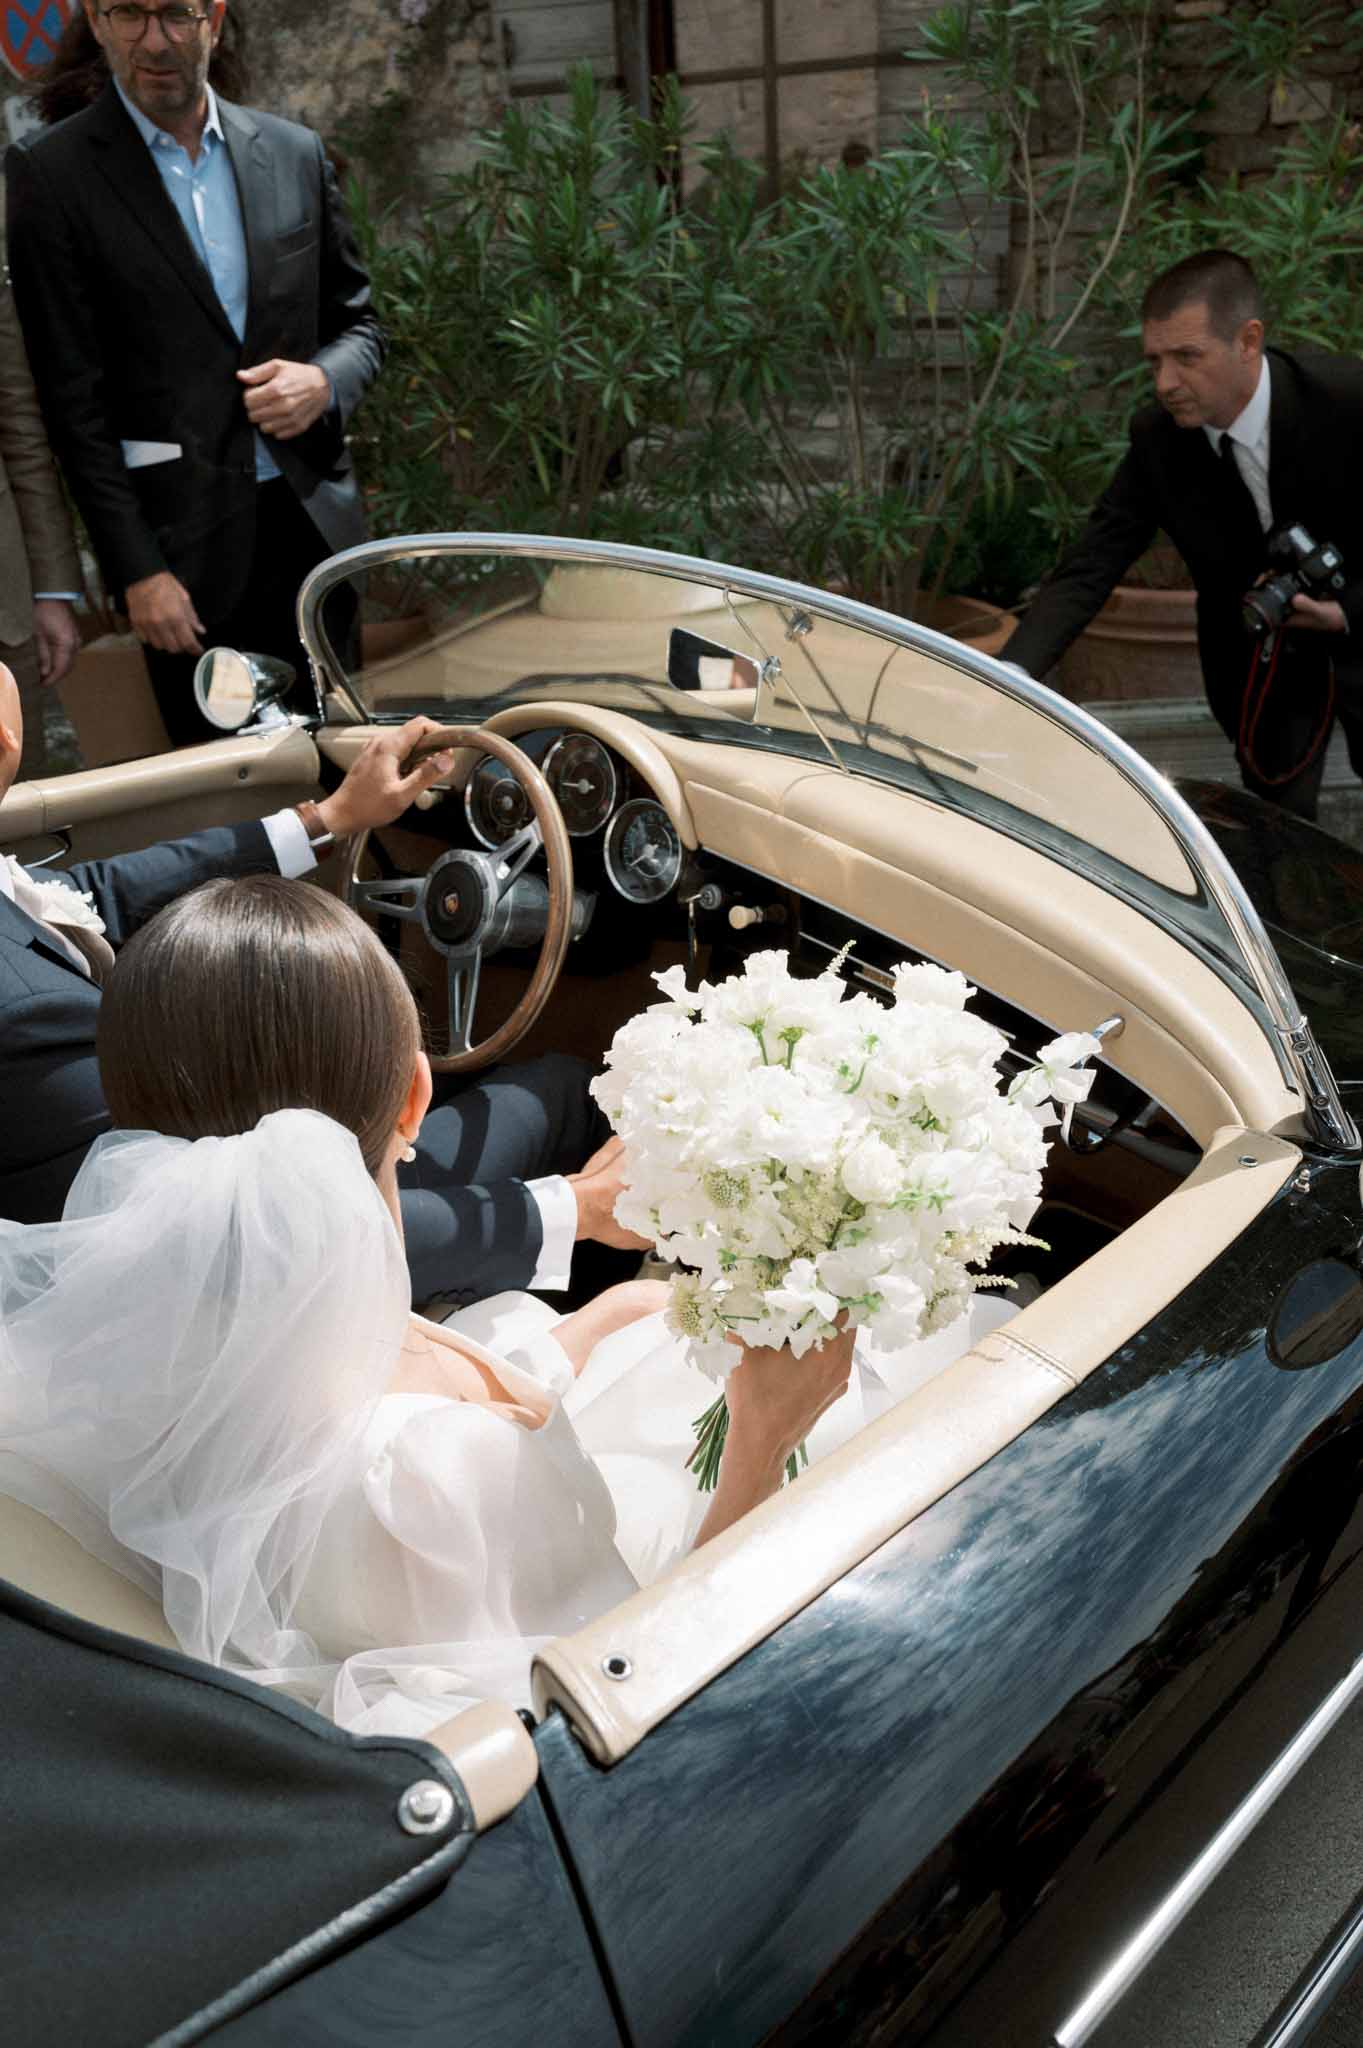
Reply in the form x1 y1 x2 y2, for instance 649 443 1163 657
446 947 483 1057
490 820 543 898
350 873 429 923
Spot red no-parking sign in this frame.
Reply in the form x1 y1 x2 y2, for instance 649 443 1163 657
1 0 79 82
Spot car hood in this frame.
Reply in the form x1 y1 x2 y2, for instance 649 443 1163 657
1179 778 1363 1083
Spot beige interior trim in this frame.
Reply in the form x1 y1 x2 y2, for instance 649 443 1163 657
532 1127 1300 1764
328 708 1296 1147
653 734 1301 1148
420 1700 539 1831
5 725 320 837
0 1492 178 1650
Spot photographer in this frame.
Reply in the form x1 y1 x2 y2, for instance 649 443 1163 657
1002 250 1363 820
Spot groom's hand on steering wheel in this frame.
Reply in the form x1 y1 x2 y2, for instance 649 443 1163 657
569 1136 652 1251
314 718 457 841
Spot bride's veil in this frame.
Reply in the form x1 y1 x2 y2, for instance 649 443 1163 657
0 1108 409 1697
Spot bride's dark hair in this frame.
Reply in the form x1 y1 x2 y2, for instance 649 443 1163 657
98 875 421 1176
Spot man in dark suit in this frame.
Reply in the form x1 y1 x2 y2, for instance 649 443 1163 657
5 0 381 747
0 681 639 1302
1003 249 1363 820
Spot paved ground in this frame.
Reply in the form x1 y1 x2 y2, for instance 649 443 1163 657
1096 695 1363 851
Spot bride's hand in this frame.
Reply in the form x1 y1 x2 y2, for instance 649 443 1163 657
724 1324 855 1478
694 1323 854 1549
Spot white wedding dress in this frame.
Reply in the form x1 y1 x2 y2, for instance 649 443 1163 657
0 1111 1013 1740
295 1286 1015 1734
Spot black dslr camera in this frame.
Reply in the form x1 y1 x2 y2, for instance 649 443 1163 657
1242 523 1347 637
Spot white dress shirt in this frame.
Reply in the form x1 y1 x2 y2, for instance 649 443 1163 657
1204 356 1273 532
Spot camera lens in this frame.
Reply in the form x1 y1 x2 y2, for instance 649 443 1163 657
1244 573 1296 636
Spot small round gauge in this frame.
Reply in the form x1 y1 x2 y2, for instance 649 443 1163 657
465 755 532 848
604 798 683 904
544 733 618 837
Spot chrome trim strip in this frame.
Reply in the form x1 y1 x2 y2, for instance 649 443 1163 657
296 533 1357 1152
1258 1891 1363 2048
1053 1654 1363 2046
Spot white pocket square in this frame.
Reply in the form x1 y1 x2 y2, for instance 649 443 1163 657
120 440 183 470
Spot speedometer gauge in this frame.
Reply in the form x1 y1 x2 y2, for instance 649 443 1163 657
544 734 618 837
465 755 532 847
604 799 683 904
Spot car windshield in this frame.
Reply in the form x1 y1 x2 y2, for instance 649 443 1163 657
300 536 1337 1131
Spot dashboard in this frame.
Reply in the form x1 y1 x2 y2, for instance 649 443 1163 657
463 728 685 906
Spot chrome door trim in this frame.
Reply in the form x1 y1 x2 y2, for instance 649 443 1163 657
1053 1654 1363 2046
296 533 1358 1153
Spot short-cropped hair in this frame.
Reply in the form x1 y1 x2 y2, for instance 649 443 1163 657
1141 250 1264 341
98 874 421 1179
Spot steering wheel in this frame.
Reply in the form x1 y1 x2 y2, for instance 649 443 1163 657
345 726 574 1075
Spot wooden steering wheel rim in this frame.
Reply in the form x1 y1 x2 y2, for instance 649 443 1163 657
345 725 574 1075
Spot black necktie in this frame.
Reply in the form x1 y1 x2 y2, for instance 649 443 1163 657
1218 432 1262 547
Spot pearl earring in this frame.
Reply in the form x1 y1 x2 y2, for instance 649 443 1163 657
398 1139 417 1165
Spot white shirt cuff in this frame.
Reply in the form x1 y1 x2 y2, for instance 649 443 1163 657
527 1174 577 1289
262 806 318 879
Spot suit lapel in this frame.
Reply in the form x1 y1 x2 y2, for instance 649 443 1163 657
0 887 97 985
86 85 239 350
220 100 276 363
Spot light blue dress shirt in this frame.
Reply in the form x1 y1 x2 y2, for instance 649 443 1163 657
114 79 279 481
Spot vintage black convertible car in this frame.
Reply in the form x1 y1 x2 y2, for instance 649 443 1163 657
6 535 1363 2048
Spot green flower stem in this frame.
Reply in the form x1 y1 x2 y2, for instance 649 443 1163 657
687 1392 805 1493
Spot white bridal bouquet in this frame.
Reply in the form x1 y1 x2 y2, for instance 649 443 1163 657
591 950 1100 1490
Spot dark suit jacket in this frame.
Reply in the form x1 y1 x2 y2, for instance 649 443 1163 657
1004 347 1363 737
0 822 275 1223
4 87 384 622
0 821 562 1298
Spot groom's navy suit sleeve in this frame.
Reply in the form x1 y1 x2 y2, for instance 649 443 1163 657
65 821 274 945
0 822 275 1224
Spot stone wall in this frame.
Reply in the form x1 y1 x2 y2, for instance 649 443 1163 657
0 0 510 197
3 2 1357 210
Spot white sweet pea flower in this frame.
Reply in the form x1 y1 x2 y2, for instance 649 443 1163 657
840 1131 903 1205
762 1257 840 1332
892 962 973 1010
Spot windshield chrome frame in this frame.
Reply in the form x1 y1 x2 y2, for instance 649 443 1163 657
297 533 1358 1154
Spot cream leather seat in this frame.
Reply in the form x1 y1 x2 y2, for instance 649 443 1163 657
0 1490 541 1830
0 1491 177 1648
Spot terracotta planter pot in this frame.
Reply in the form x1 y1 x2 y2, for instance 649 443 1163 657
360 616 430 667
1056 585 1201 704
921 595 1018 660
58 633 171 768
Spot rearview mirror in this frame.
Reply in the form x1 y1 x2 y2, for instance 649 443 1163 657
193 648 297 733
666 627 761 693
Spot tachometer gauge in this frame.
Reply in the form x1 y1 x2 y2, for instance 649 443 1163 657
544 733 618 837
604 799 683 904
465 755 532 847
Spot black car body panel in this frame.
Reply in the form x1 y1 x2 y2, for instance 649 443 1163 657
531 1158 1363 2048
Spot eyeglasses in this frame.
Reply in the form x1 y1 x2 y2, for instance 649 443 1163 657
100 4 210 40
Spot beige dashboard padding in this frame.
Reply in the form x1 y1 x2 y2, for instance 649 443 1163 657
0 1492 178 1650
532 1128 1300 1764
420 1701 539 1832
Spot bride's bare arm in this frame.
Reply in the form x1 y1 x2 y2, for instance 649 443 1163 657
549 1278 670 1378
694 1326 855 1549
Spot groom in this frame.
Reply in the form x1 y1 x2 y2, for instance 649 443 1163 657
0 668 640 1303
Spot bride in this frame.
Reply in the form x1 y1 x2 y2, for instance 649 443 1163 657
0 876 1009 1736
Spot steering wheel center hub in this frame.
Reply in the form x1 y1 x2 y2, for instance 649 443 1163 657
423 850 495 952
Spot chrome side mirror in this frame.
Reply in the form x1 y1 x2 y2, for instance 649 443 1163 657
666 627 760 693
193 648 296 733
